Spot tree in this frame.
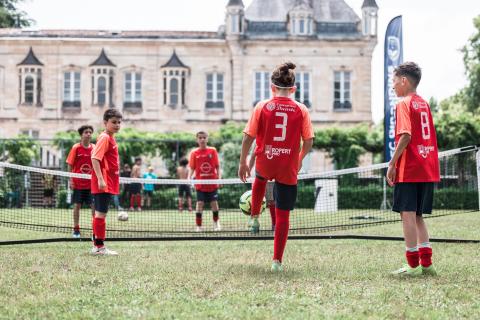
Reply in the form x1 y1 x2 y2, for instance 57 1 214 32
0 134 39 165
462 15 480 112
0 0 33 28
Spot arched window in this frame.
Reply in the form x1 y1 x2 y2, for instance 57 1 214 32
97 76 106 106
24 76 34 104
170 78 179 106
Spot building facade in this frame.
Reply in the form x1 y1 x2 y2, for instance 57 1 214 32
0 0 378 139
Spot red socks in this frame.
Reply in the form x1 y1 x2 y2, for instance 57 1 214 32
405 250 420 268
196 213 202 226
273 208 290 262
74 225 80 232
419 247 433 267
268 203 276 226
93 216 106 248
251 177 267 216
130 194 142 208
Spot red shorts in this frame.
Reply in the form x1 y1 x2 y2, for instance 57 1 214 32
255 156 298 185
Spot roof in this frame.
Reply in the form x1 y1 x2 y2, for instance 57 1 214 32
245 0 360 23
89 49 116 67
227 0 244 6
361 0 378 9
161 51 189 68
17 47 43 66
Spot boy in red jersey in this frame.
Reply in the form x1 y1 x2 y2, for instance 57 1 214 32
90 109 122 256
188 131 222 232
66 125 95 238
238 62 314 272
387 62 439 276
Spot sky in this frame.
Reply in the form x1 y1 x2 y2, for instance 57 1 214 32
18 0 480 124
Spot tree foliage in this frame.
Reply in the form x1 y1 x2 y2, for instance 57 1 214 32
462 15 480 112
0 0 33 28
0 134 39 165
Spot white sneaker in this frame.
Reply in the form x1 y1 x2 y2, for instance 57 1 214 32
195 226 203 232
90 246 118 256
213 221 222 231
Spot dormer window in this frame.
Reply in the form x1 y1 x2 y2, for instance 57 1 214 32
290 16 313 36
89 49 116 107
161 51 189 109
17 48 43 106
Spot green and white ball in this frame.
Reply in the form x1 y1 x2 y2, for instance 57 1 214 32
239 190 266 216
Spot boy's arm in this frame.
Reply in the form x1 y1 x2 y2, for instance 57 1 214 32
386 133 411 186
92 158 106 191
238 133 255 182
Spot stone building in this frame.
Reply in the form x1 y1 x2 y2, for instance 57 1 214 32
0 0 378 140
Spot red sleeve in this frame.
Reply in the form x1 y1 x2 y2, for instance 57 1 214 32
396 101 412 137
92 134 109 161
189 150 196 171
66 144 78 166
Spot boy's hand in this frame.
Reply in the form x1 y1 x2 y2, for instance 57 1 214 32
386 164 396 187
238 163 250 183
98 178 107 191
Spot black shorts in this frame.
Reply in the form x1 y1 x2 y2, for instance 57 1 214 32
130 183 142 194
93 193 112 214
392 182 435 216
273 182 297 211
178 185 192 197
196 190 218 203
72 189 93 205
44 189 54 197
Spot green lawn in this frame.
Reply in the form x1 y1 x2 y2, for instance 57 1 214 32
0 212 479 319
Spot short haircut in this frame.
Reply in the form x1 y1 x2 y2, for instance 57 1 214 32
135 157 141 162
103 108 123 121
394 62 422 88
179 157 188 166
196 131 208 137
78 125 93 135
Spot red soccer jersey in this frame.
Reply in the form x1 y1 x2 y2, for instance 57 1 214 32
66 143 94 190
91 132 120 194
394 94 440 183
189 147 219 192
244 97 314 185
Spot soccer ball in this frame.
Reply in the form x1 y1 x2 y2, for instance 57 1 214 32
117 211 129 221
239 190 266 216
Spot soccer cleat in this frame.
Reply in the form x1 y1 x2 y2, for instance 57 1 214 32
391 264 422 276
248 217 260 234
136 207 142 212
271 260 283 272
422 265 437 276
195 226 203 232
213 221 222 231
90 246 118 256
129 207 135 211
72 230 81 239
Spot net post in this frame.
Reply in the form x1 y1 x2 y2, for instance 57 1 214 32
477 149 480 212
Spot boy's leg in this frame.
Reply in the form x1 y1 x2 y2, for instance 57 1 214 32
73 203 81 235
91 193 117 255
178 195 184 211
195 197 204 230
187 196 193 212
416 215 433 268
268 201 276 230
401 211 420 268
211 198 221 231
251 176 267 217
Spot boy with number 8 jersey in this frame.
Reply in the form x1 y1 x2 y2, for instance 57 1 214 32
387 62 440 276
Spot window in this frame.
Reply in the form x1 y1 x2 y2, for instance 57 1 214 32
124 71 142 108
163 69 186 108
290 15 313 36
63 71 81 107
19 67 42 105
206 73 224 109
253 71 270 105
91 68 114 107
334 71 352 111
20 129 39 139
295 72 311 108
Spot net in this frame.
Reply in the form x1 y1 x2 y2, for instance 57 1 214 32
0 146 478 240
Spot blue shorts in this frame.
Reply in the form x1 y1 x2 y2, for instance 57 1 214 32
196 190 218 203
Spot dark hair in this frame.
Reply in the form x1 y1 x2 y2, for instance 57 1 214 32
179 157 189 166
394 62 422 88
196 131 208 137
78 125 93 135
103 108 123 121
271 62 296 88
135 157 141 162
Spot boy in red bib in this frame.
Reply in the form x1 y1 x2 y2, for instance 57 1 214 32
90 109 122 256
387 62 439 276
66 125 95 238
239 62 314 272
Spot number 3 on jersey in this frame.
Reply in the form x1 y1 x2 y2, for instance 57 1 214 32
273 112 287 142
420 111 430 140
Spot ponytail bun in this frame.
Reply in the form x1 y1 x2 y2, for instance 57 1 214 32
272 61 296 88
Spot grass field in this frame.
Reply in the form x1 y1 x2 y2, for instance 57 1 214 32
0 211 479 319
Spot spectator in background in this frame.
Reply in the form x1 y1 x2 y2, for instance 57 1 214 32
42 173 55 208
120 163 132 208
130 157 142 211
176 157 192 212
143 166 157 209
